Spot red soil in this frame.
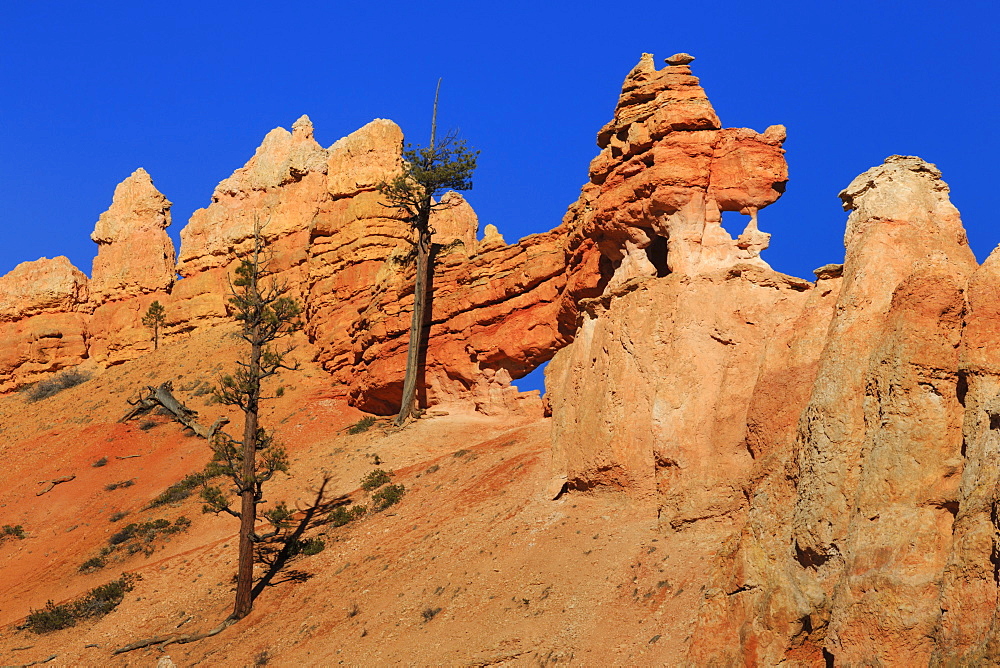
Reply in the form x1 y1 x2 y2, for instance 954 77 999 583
0 325 714 666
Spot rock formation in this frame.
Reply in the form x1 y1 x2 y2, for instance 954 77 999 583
578 52 787 284
543 54 1000 663
0 115 580 411
86 168 178 365
0 256 88 321
430 191 478 252
549 52 796 500
89 167 176 302
5 51 1000 664
301 118 582 414
0 257 89 390
935 244 1000 663
785 156 975 664
178 114 328 280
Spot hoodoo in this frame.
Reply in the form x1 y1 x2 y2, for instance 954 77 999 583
3 52 1000 665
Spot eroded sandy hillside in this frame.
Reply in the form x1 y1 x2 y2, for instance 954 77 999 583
0 325 728 666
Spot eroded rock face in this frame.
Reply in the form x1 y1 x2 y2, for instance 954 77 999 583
548 266 816 525
793 157 975 558
83 169 179 365
687 271 842 665
0 257 90 390
548 51 798 507
342 227 574 415
177 115 329 278
551 151 988 664
935 246 1000 663
0 257 89 322
89 168 176 302
0 312 89 391
304 120 598 414
575 53 788 285
780 157 976 665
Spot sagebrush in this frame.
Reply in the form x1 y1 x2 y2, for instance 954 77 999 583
80 517 190 571
27 369 90 402
25 574 138 633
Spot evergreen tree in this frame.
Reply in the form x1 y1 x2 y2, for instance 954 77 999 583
141 300 166 350
378 79 478 425
200 226 301 621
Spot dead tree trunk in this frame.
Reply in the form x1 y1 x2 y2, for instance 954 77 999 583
121 381 229 438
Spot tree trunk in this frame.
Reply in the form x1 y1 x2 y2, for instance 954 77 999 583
394 80 442 426
396 211 432 425
232 338 262 620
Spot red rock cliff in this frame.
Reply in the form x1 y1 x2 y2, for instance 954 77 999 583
0 116 581 413
4 52 1000 664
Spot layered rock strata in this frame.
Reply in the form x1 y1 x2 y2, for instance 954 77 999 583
0 257 90 390
89 167 175 302
6 51 1000 663
577 52 787 286
0 116 587 411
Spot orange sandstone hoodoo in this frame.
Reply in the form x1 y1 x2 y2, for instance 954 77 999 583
3 52 1000 665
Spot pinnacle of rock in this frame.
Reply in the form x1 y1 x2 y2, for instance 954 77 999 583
89 168 176 301
292 114 314 137
633 52 656 75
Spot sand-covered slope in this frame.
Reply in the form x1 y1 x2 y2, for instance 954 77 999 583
0 326 723 666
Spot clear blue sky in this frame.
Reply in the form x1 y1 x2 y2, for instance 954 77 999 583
2 1 996 392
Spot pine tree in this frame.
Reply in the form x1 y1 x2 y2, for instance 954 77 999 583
378 79 478 425
141 300 166 350
200 226 301 621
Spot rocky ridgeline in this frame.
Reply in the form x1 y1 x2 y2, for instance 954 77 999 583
3 53 1000 662
0 115 572 414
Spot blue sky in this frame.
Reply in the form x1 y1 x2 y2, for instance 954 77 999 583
2 1 996 392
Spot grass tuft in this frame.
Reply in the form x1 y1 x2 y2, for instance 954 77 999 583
347 415 377 435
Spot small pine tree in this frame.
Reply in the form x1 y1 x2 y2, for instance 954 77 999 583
378 79 478 425
200 224 302 622
141 300 166 350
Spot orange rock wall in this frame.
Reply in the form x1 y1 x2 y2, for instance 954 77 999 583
0 257 90 390
547 138 998 663
5 52 1000 663
574 52 788 285
0 116 583 412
